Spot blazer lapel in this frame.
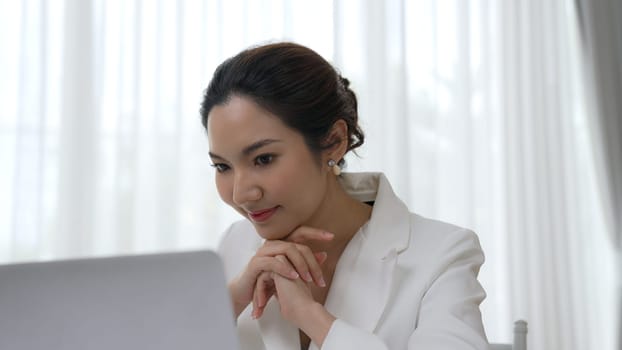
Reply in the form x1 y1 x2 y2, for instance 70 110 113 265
320 173 411 337
257 297 300 350
322 239 400 332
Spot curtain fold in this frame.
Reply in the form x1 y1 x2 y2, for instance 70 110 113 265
57 0 97 256
0 1 617 349
575 1 622 348
575 0 622 252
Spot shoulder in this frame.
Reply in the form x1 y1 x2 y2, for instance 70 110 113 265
216 219 262 281
403 212 485 275
410 213 481 249
353 172 483 269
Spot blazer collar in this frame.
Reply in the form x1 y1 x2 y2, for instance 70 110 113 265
258 172 411 350
338 172 411 259
320 172 411 333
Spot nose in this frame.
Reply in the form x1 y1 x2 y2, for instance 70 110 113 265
231 170 262 206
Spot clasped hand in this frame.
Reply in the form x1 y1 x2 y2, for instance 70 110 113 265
228 227 333 326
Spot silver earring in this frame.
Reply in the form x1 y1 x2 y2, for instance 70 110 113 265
327 159 341 176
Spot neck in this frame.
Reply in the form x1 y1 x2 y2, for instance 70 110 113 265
302 176 372 262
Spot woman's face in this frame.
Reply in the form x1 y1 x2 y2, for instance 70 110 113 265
207 95 330 240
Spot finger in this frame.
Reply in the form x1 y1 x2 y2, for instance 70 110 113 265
256 272 274 308
283 226 334 244
251 273 267 319
271 268 303 289
254 272 274 319
273 256 313 291
255 304 265 319
258 243 313 283
267 271 283 301
274 255 288 263
256 289 273 318
314 251 328 265
252 285 259 319
294 244 326 287
248 255 299 280
256 242 324 286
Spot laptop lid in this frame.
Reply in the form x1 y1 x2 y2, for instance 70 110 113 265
0 250 239 350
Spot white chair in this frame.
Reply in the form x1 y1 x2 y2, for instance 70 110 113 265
490 320 528 350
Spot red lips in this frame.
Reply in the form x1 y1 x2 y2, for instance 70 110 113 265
248 206 278 223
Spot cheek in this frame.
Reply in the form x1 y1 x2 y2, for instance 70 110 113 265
268 162 304 195
215 175 233 205
273 160 324 207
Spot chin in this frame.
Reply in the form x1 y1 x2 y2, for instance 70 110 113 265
251 222 295 241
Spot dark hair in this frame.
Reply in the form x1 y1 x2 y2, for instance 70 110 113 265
200 42 364 161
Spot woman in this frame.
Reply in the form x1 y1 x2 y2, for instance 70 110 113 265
201 42 489 350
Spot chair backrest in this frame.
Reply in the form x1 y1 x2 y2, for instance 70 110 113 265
490 320 528 350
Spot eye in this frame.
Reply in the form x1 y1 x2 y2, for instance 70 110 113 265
254 154 275 167
210 163 230 173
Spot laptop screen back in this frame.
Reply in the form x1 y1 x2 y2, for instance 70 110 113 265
0 250 239 350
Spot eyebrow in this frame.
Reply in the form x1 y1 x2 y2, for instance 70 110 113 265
209 139 282 160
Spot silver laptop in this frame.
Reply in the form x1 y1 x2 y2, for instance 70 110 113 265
0 250 239 350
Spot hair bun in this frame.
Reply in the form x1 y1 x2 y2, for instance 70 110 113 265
339 76 350 88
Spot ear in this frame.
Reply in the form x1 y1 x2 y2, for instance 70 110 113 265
323 119 349 164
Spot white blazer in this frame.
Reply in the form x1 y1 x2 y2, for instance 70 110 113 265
218 172 489 350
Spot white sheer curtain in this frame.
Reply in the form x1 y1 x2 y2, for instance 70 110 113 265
575 2 622 347
0 1 617 349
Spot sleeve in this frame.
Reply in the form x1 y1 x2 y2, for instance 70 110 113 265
406 229 489 349
320 319 389 349
320 229 489 350
216 221 261 282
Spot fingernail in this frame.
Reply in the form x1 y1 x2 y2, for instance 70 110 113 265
304 272 313 282
319 277 326 287
251 310 257 319
290 271 300 279
323 231 334 238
